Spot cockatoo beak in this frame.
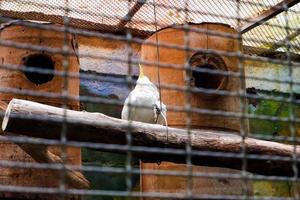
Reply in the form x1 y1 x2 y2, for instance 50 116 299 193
139 64 144 78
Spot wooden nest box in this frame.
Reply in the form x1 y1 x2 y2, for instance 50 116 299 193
0 24 82 199
141 23 250 197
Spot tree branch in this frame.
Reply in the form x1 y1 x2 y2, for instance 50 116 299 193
0 101 89 189
2 98 299 177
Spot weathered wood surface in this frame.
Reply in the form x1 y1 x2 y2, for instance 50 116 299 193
0 24 83 197
2 98 300 177
141 23 247 196
0 102 89 189
17 143 90 189
141 23 244 130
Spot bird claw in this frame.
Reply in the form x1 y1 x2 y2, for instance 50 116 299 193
154 104 161 114
154 104 161 122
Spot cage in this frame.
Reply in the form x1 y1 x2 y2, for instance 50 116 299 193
0 0 299 200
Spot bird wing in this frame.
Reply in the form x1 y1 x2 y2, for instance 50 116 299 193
122 89 159 123
121 75 162 123
121 93 137 121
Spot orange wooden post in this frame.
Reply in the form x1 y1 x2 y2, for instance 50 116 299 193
141 23 250 197
0 24 81 199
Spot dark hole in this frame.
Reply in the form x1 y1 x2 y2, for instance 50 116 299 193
192 64 224 89
23 54 54 85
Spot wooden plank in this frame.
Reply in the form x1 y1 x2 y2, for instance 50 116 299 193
1 12 300 59
240 0 300 33
116 0 147 31
260 29 300 55
0 10 151 38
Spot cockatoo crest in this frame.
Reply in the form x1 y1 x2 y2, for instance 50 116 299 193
135 64 159 96
139 64 144 78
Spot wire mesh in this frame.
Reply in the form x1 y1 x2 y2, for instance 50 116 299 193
0 0 299 200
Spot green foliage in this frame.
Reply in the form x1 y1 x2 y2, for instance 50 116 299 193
253 181 291 197
249 99 288 136
248 91 295 137
248 90 297 197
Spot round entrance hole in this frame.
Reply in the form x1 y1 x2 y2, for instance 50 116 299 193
192 63 224 89
189 53 227 91
23 54 54 85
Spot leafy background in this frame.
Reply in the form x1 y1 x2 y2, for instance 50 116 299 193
248 89 300 197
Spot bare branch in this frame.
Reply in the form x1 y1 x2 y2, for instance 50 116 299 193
2 99 299 177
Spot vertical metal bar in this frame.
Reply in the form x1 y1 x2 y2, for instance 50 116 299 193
60 0 70 199
183 0 193 199
125 0 134 197
285 1 298 199
153 0 163 127
237 0 249 199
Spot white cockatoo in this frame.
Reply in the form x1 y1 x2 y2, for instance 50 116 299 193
121 64 167 126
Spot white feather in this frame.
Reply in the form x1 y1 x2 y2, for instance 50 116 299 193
121 75 167 125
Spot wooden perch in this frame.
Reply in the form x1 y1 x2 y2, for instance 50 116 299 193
2 98 300 177
17 143 90 189
0 101 89 189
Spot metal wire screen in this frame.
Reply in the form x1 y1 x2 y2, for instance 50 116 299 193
0 0 299 199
